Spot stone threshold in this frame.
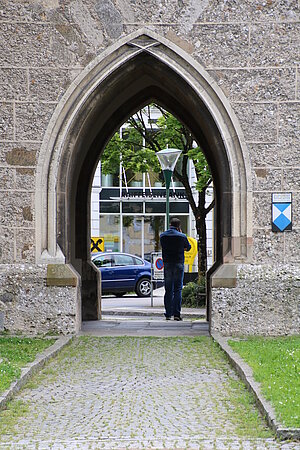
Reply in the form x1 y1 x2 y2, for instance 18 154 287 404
101 309 206 319
0 336 73 412
80 320 210 336
212 332 300 442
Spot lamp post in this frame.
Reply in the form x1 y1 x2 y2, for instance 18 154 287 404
156 148 182 229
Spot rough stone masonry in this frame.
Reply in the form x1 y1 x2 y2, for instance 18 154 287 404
0 0 299 335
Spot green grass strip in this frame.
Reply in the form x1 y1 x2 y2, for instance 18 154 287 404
228 336 300 428
0 337 55 393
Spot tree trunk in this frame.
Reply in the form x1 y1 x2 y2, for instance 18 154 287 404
196 190 207 281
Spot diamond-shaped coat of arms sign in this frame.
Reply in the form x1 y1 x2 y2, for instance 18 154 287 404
272 193 292 232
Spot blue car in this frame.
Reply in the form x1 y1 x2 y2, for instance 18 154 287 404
91 252 154 297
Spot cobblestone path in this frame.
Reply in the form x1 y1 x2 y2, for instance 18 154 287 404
0 336 298 449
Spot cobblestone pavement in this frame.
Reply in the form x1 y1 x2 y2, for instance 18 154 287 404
0 336 298 449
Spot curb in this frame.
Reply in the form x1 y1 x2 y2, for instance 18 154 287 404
0 335 73 412
102 310 206 319
211 332 300 441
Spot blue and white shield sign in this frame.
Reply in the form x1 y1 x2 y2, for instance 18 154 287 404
272 193 292 232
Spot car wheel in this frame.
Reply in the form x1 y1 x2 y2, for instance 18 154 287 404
135 278 151 297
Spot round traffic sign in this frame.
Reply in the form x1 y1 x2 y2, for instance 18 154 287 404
155 258 164 270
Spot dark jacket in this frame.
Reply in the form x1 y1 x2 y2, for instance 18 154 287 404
160 226 191 264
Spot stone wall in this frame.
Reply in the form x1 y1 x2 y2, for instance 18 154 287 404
211 264 300 336
0 0 299 334
0 264 80 335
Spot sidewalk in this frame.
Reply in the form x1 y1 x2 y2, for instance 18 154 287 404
101 287 206 320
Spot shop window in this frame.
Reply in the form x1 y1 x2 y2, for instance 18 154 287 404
100 202 120 214
99 215 120 252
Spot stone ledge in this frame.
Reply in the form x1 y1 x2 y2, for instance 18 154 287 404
46 264 78 287
212 332 300 441
211 264 237 288
0 335 73 412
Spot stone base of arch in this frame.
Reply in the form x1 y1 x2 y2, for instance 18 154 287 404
210 263 300 336
0 264 81 335
1 262 299 336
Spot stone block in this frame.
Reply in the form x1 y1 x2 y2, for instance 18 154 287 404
0 102 13 140
0 191 34 228
51 23 95 67
207 68 296 102
123 1 184 24
0 226 14 263
252 229 285 264
253 192 272 228
16 228 35 263
0 167 15 190
1 143 38 167
28 68 80 102
248 143 300 168
290 192 300 228
0 22 86 68
0 264 79 334
15 102 56 141
203 0 299 22
190 24 250 68
211 264 300 336
211 264 237 288
0 68 28 101
278 102 300 149
166 30 195 54
253 168 282 191
249 23 299 67
282 168 300 191
47 264 78 287
15 167 36 191
0 23 53 67
94 0 123 39
0 0 59 22
233 103 277 143
284 231 300 263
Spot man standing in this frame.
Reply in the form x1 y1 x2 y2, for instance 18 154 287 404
160 218 191 321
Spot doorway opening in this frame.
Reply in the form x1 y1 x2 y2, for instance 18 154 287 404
36 30 252 329
90 104 214 320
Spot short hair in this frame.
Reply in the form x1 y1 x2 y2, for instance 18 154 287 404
170 217 181 228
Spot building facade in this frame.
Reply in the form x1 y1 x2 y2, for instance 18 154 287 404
91 108 214 269
0 1 299 336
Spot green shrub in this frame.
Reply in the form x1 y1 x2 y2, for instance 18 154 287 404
182 279 206 308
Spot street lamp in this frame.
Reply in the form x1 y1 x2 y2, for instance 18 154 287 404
156 148 182 229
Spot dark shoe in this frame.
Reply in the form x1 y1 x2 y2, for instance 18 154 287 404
174 316 182 321
165 316 171 321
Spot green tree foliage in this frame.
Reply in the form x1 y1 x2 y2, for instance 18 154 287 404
101 125 160 176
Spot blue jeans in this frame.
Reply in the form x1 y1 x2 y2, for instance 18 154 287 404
163 262 184 318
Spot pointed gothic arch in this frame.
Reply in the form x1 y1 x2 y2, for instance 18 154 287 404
36 28 253 320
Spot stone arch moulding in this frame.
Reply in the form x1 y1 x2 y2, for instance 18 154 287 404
35 28 253 273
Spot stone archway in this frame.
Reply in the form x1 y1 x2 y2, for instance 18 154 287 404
36 29 252 322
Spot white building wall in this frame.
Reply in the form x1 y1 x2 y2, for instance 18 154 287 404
91 163 101 237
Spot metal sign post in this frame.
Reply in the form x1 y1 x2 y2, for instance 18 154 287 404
151 252 164 308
